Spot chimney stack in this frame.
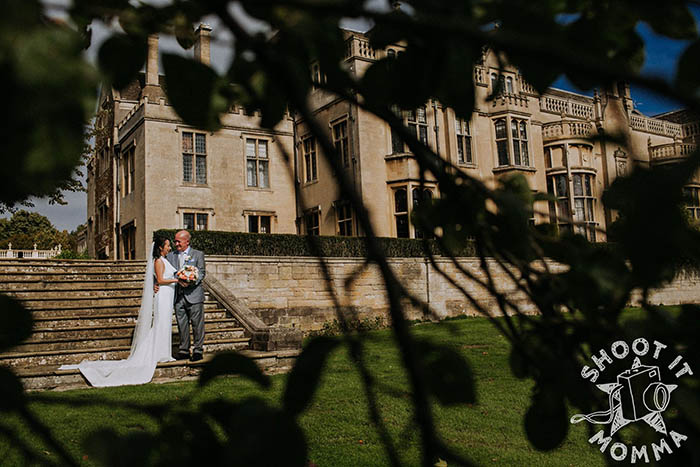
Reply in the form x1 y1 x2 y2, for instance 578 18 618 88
194 24 212 65
146 34 159 86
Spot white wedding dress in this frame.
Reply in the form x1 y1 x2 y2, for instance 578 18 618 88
60 251 176 387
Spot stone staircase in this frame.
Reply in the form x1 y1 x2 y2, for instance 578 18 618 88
0 260 300 390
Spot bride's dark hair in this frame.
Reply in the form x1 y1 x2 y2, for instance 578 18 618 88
152 236 169 259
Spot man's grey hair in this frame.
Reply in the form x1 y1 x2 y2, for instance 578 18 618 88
176 230 191 241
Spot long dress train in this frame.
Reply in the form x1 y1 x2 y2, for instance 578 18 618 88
59 252 176 387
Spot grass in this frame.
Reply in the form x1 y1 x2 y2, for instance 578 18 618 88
0 316 606 466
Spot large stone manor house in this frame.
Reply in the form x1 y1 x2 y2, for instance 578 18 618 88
86 25 700 259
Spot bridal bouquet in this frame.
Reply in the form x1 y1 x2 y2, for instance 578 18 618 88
176 265 199 284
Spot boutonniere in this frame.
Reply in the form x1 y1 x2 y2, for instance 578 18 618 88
184 254 192 262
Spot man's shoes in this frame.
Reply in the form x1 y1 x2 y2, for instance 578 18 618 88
190 352 203 362
175 352 190 361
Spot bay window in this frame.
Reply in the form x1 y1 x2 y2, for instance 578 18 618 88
547 172 596 241
392 184 435 238
494 117 531 168
455 118 473 165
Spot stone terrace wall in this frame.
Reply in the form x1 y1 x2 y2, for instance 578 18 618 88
207 256 700 332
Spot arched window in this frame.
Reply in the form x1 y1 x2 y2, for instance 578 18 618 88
511 119 528 166
394 188 409 238
506 76 514 94
494 118 530 167
495 119 508 166
455 119 473 164
412 188 433 238
684 186 700 219
547 172 596 241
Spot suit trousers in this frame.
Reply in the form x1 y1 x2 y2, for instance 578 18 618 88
174 298 205 354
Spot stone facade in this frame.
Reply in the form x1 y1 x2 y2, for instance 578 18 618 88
87 27 700 259
206 255 700 332
87 26 297 260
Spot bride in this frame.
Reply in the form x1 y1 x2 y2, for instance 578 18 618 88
61 237 178 387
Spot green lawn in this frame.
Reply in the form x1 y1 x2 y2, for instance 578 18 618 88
1 317 606 466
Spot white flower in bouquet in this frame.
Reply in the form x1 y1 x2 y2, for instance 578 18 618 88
176 265 199 284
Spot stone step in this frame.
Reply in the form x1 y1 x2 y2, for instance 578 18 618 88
24 300 223 316
5 288 143 300
0 270 146 280
19 296 143 309
30 319 243 340
10 349 300 391
14 328 247 353
0 265 145 272
0 260 145 266
32 309 233 328
0 281 143 291
0 338 252 368
0 278 144 288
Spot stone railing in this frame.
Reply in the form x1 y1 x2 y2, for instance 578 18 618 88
345 36 377 60
205 255 700 332
474 65 487 86
542 120 594 141
204 273 302 351
0 243 62 259
490 92 529 112
116 99 145 131
517 76 538 95
540 95 594 120
630 114 682 138
649 142 698 163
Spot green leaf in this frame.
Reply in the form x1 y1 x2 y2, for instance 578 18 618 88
84 429 155 467
173 14 195 50
509 347 529 379
434 41 476 120
676 39 700 95
0 294 33 352
283 336 340 417
198 351 271 388
0 367 24 412
3 24 96 206
162 53 229 131
643 4 697 40
524 389 568 451
98 34 147 90
203 397 307 466
417 340 476 406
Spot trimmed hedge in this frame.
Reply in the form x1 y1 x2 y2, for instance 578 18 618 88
153 229 476 258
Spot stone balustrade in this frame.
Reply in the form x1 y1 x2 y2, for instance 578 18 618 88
474 65 487 86
0 243 62 259
540 95 594 119
206 255 700 332
630 114 682 138
345 36 377 60
518 76 538 95
649 142 698 163
542 120 594 142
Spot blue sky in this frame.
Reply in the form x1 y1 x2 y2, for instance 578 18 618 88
7 6 699 232
554 9 700 115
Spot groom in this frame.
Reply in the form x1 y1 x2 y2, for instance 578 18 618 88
167 230 206 361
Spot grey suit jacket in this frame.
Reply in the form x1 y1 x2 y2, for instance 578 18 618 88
166 248 206 304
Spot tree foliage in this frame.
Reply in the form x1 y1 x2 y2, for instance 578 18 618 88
0 0 96 214
3 0 700 465
0 210 70 250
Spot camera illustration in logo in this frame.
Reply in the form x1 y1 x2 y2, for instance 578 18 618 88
571 357 677 436
618 363 674 422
